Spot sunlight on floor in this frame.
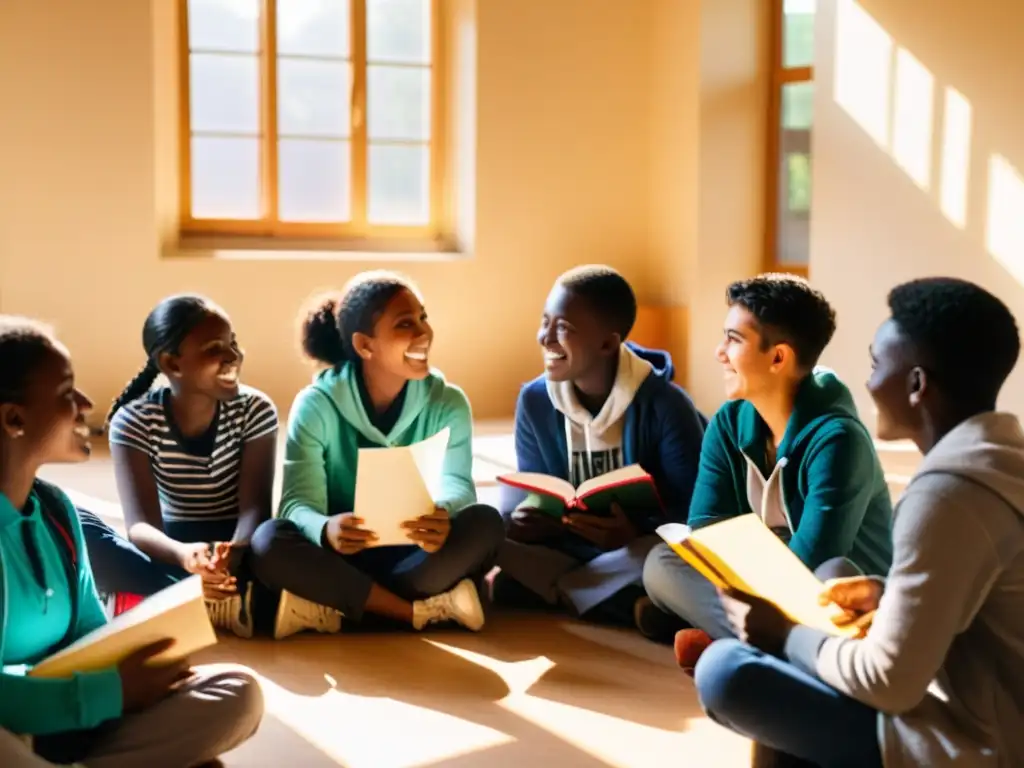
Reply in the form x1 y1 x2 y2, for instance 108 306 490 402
259 673 514 768
427 640 750 768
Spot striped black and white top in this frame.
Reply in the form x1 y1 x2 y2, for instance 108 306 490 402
108 386 278 522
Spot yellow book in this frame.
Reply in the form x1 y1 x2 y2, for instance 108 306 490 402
656 516 858 636
29 576 217 679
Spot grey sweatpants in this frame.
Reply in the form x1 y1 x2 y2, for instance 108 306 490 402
2 665 263 767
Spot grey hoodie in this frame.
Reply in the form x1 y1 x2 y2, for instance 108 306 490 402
785 411 1024 767
545 344 652 485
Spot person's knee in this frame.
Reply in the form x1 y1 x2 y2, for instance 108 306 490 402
452 504 506 550
693 639 755 716
202 666 266 741
814 557 862 582
249 518 298 559
641 543 679 605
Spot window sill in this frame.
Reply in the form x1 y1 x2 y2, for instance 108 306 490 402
165 234 467 262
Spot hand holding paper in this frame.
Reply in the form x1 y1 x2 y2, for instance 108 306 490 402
402 506 451 552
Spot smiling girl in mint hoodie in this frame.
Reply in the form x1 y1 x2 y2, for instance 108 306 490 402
250 272 505 639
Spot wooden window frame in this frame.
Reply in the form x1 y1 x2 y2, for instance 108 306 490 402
177 0 446 241
764 0 813 277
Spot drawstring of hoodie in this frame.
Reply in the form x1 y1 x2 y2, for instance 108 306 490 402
564 417 594 484
21 521 54 613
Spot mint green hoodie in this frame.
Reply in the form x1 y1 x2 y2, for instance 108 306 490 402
279 363 478 545
0 481 123 736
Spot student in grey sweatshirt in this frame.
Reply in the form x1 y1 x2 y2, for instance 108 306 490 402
693 277 1024 768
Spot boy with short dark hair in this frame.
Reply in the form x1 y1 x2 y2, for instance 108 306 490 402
642 274 893 668
493 265 707 624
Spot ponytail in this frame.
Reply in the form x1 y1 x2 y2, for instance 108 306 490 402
106 359 159 425
300 294 350 367
299 272 416 368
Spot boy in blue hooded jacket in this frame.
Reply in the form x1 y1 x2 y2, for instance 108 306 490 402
494 266 707 624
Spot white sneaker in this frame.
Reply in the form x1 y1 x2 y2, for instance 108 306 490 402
274 590 342 640
413 579 485 631
205 583 254 639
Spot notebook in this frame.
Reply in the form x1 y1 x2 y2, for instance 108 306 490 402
30 576 216 678
656 515 859 636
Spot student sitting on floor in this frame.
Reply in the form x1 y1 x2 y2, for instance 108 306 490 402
103 295 278 638
696 277 1024 768
0 316 263 767
641 274 893 671
493 265 706 625
249 271 505 638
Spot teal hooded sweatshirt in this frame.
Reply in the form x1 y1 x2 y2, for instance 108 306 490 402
0 481 123 736
688 368 893 575
279 362 478 545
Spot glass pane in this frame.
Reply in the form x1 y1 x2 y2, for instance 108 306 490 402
782 0 816 68
367 0 431 64
368 66 431 141
188 0 260 52
782 80 814 130
278 0 350 58
190 53 260 134
191 137 260 219
368 144 430 224
278 59 351 138
279 139 351 222
776 82 814 266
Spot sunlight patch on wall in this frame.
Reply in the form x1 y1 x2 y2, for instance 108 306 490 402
833 0 893 148
986 155 1024 287
891 48 934 190
939 88 973 229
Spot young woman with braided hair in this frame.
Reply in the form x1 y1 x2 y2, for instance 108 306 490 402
102 295 278 638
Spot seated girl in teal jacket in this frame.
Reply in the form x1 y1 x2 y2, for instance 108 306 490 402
250 271 505 639
0 316 263 766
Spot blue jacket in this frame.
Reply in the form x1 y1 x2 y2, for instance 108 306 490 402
513 343 707 530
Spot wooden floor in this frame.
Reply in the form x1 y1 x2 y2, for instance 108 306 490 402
37 426 921 767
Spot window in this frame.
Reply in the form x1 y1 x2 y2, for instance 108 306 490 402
766 0 815 273
179 0 443 240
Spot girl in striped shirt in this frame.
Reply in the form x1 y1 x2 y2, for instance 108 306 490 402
104 295 278 637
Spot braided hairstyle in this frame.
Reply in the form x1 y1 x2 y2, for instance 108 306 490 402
0 316 58 406
300 271 419 367
105 295 215 425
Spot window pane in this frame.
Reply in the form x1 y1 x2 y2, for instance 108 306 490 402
188 0 260 53
278 59 351 138
367 0 431 64
191 137 260 219
279 139 351 222
278 0 350 58
368 65 430 141
776 82 814 266
190 53 260 134
782 0 816 68
368 144 429 224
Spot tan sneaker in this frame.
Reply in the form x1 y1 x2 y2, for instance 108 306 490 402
412 579 485 631
205 583 254 639
274 590 342 640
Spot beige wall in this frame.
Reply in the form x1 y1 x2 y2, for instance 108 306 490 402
812 0 1024 421
0 0 768 422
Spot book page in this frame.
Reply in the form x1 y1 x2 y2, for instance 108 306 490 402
495 472 576 504
354 430 449 546
658 517 855 636
30 576 216 679
576 464 650 497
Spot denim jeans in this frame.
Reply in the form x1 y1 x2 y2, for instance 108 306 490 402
694 639 884 768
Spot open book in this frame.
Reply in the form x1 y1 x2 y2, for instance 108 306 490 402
656 516 859 636
498 464 663 517
30 576 217 679
353 427 450 546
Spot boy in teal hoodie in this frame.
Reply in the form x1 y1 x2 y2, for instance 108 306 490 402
0 316 262 766
249 272 505 639
641 275 893 670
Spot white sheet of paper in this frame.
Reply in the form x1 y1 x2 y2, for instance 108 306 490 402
354 428 451 546
30 575 216 678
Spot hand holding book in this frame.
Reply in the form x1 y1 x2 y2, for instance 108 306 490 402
564 502 638 550
119 638 193 713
